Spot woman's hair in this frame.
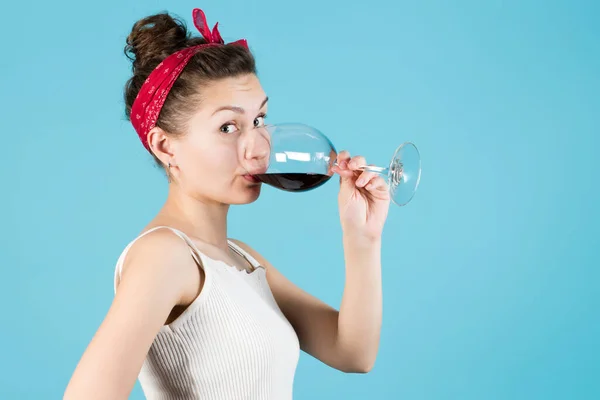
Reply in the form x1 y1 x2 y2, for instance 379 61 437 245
123 12 257 164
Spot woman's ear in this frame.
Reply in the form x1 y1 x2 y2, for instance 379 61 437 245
147 126 175 167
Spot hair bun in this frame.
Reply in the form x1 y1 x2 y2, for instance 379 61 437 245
124 12 190 73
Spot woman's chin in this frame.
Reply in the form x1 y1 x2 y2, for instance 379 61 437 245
230 183 263 205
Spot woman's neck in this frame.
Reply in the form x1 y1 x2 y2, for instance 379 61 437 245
159 186 230 251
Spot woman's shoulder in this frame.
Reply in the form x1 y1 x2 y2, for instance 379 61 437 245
126 226 194 262
116 226 203 302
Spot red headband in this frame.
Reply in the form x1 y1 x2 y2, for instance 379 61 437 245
130 8 248 152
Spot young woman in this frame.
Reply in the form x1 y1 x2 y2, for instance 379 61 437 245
64 8 390 400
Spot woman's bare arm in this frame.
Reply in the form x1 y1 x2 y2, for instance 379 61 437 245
64 230 201 400
231 237 382 373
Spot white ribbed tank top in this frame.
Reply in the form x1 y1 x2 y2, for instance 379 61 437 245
113 226 300 399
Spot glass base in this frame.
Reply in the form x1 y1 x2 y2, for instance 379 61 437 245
389 142 421 206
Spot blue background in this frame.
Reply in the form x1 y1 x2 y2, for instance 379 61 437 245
1 0 598 398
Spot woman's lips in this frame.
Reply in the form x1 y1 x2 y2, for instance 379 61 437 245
243 174 261 183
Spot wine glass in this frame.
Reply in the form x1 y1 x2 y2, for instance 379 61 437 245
253 123 421 207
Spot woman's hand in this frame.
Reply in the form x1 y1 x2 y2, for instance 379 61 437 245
331 151 391 240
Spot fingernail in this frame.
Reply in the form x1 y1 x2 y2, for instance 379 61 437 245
340 161 348 169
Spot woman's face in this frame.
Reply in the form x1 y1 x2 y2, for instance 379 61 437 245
168 73 271 205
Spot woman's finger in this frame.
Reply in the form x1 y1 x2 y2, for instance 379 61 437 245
348 155 366 171
355 170 377 188
365 176 388 192
336 151 351 168
331 165 355 179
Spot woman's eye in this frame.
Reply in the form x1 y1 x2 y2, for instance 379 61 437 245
220 124 237 134
253 115 266 127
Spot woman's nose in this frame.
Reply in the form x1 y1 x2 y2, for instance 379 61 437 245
243 128 270 161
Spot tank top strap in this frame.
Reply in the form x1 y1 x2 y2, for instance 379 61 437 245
113 226 206 293
227 240 264 271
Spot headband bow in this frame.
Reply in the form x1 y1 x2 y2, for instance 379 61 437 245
130 8 248 152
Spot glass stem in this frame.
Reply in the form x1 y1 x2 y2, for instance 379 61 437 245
332 162 388 175
358 165 388 175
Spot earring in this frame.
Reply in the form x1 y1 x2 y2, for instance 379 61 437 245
167 162 172 168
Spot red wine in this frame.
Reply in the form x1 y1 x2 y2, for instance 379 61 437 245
254 173 331 192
